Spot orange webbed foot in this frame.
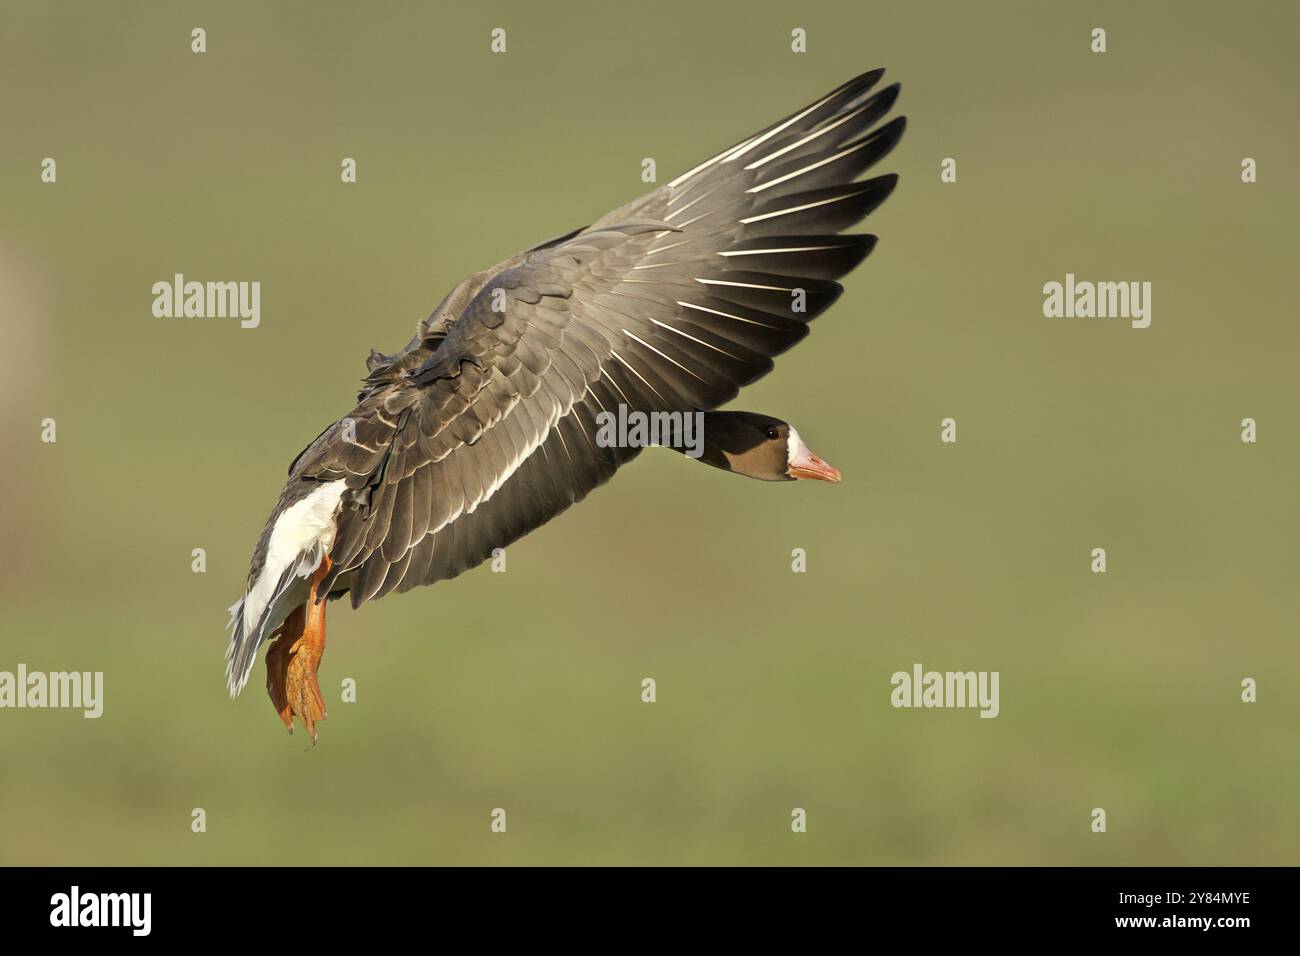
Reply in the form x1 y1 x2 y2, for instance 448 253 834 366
283 632 328 741
264 556 332 742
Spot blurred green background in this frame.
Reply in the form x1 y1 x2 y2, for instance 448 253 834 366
1 0 1296 865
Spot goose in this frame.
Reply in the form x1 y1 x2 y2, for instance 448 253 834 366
226 69 905 739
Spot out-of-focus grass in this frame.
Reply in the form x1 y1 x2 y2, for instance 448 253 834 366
0 0 1296 865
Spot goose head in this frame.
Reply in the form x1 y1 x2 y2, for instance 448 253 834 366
701 411 841 483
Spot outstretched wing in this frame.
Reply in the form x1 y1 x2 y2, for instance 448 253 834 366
298 69 905 606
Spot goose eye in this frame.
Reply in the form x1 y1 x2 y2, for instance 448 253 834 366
765 428 780 440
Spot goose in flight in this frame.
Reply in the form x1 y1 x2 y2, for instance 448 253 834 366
226 69 905 739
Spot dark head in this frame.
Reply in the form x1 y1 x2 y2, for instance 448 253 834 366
698 411 841 482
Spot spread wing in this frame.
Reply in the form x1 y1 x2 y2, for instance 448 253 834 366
295 69 905 607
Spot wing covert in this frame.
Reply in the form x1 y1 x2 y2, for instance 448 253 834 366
301 70 904 606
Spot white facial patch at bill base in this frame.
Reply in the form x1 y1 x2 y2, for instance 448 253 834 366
785 425 807 469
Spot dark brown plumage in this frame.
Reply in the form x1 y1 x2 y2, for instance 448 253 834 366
226 70 905 734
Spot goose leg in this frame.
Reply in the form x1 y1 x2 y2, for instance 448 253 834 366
264 556 333 741
264 610 300 732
